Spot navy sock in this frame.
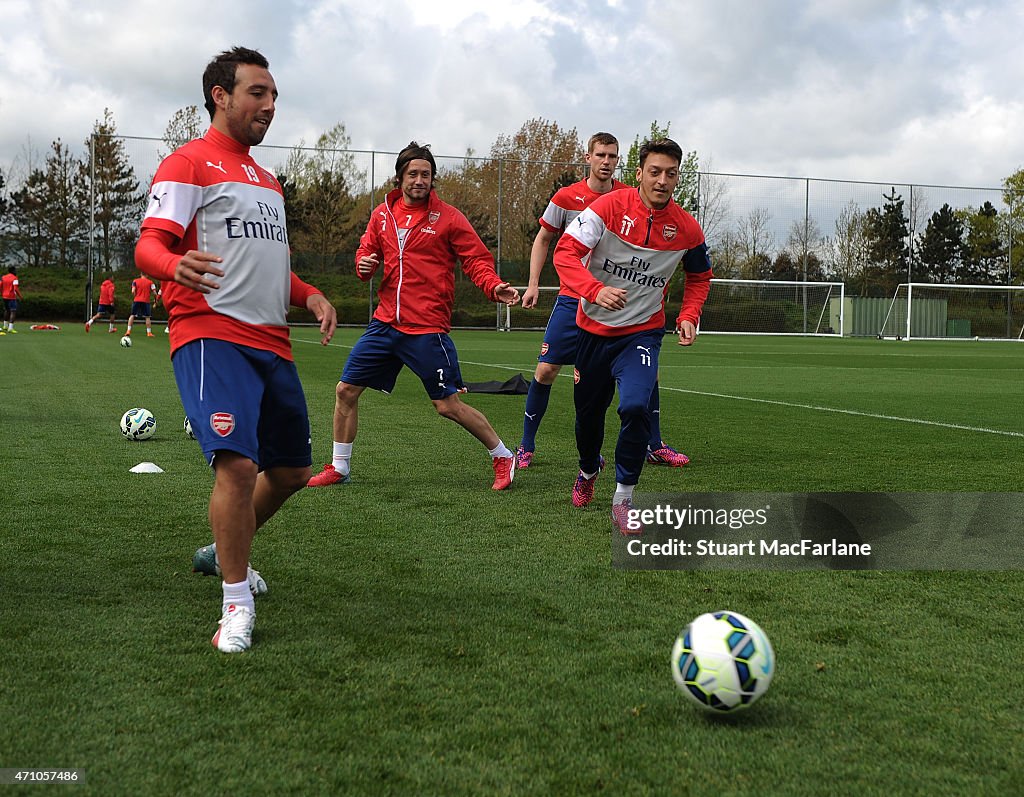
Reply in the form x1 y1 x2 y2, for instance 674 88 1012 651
520 380 553 450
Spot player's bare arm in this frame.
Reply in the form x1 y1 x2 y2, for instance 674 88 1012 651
678 320 697 346
494 282 520 307
174 251 225 294
594 285 627 311
523 227 556 309
307 293 338 345
356 253 380 277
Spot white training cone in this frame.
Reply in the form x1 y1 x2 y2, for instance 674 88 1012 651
130 462 165 473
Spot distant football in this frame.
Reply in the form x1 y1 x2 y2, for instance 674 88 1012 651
120 407 156 441
120 335 132 348
184 416 196 440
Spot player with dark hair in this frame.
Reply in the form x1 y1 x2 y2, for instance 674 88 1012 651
135 46 338 653
516 132 691 470
307 141 521 491
86 277 118 333
1 266 22 334
553 138 713 533
125 272 159 337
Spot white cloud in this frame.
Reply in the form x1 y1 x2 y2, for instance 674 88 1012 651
2 0 1024 190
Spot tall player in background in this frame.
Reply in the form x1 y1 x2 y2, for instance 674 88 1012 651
126 272 159 338
553 138 712 533
86 277 118 333
516 133 690 470
135 46 337 653
307 142 520 491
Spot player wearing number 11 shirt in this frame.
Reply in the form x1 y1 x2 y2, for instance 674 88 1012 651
553 138 713 534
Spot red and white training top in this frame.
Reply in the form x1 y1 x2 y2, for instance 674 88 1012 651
135 126 320 359
553 188 713 337
538 178 630 300
357 188 504 334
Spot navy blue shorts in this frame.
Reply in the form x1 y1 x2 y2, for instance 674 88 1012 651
172 339 312 470
96 304 115 314
4 299 17 312
537 295 580 365
130 302 151 317
342 319 464 400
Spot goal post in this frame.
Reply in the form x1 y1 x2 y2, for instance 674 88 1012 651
500 286 561 331
696 279 845 336
878 283 1024 341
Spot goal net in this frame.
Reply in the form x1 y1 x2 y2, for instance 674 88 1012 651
878 283 1024 340
696 279 845 336
501 286 562 331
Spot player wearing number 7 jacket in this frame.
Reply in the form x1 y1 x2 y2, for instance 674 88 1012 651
552 137 713 534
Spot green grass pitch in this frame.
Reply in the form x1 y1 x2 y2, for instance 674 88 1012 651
1 326 1022 795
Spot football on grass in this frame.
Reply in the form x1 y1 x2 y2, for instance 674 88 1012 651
671 610 774 712
184 416 195 440
120 335 132 348
120 408 156 441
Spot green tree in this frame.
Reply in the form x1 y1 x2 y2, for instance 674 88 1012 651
960 201 1007 284
40 139 89 269
7 169 50 268
621 121 699 212
915 203 967 284
279 123 366 272
862 188 909 295
1001 168 1024 281
83 109 143 270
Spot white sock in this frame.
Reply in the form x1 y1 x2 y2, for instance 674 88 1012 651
332 441 352 475
488 442 512 459
222 580 254 614
613 483 635 504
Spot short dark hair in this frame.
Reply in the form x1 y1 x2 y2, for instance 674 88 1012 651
203 47 269 121
393 142 437 188
587 132 618 153
638 138 683 168
7 266 15 275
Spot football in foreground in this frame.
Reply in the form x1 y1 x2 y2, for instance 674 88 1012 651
183 416 196 440
120 408 156 441
671 610 774 712
120 335 132 348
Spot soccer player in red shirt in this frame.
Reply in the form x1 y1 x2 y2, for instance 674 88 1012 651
1 266 23 334
86 277 118 333
553 138 713 534
307 142 521 491
134 46 337 653
515 133 690 470
126 273 159 337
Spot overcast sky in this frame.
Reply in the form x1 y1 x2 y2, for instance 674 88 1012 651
2 0 1023 189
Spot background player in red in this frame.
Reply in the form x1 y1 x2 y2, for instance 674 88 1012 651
516 133 690 471
135 46 337 653
1 266 23 334
553 138 713 533
86 277 118 333
307 142 520 491
125 273 158 338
